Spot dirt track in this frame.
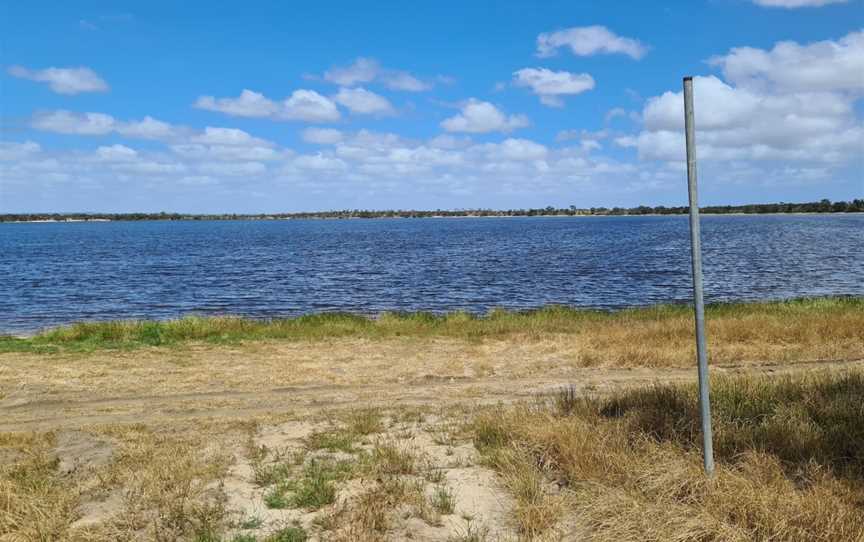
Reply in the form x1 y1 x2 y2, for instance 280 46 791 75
3 335 860 432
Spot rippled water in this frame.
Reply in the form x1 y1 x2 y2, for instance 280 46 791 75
1 215 862 333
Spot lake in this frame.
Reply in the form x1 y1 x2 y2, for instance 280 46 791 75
1 215 862 333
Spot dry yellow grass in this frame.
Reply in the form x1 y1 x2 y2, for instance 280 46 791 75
470 370 864 541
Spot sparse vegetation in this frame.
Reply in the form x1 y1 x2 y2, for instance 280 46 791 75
2 297 861 366
2 299 862 541
470 369 864 541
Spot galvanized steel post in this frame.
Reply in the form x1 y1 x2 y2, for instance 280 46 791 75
683 76 715 477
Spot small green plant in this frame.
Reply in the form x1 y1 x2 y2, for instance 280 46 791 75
305 428 356 453
289 460 338 509
265 526 307 542
430 485 456 514
362 440 417 476
424 467 445 484
263 485 291 509
348 408 384 435
238 515 263 529
252 461 293 487
231 535 257 542
448 518 489 542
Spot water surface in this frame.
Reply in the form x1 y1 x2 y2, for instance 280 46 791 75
1 215 862 333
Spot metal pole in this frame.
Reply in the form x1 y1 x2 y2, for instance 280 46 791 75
683 76 715 477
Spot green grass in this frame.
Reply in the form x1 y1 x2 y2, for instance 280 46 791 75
2 296 860 353
263 459 353 511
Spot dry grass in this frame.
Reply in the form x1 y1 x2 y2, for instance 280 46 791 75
469 369 864 541
2 298 861 367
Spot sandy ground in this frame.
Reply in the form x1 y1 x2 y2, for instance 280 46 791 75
2 337 861 540
2 337 860 432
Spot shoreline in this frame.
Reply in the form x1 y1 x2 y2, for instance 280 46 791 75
2 212 862 223
2 295 860 349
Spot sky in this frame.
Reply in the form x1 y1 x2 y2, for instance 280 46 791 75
1 0 862 213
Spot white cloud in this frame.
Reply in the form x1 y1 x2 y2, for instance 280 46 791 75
477 138 548 161
0 141 41 161
194 89 278 117
293 153 348 171
752 0 848 7
302 128 344 144
194 89 340 122
622 32 864 168
333 87 395 115
324 57 380 86
171 144 282 161
513 68 595 107
633 75 862 163
95 144 138 162
190 127 273 147
116 116 181 140
281 89 341 122
32 110 116 134
383 72 430 91
199 161 267 176
536 26 648 59
708 30 864 93
7 65 108 94
441 100 529 133
323 57 432 91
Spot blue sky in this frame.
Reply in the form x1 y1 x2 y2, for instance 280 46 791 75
1 0 862 213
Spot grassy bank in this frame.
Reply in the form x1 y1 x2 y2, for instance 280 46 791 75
1 297 862 361
470 369 864 540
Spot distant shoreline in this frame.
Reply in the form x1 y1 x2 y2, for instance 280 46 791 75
2 212 862 224
2 199 861 222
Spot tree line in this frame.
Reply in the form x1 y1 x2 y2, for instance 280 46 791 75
2 199 862 222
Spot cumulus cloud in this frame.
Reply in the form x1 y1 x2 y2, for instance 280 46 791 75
708 30 864 93
477 138 548 161
631 74 862 163
440 100 529 133
333 87 395 115
194 89 278 117
617 32 864 172
7 65 108 94
323 57 433 91
293 153 348 171
281 90 341 122
302 128 344 144
195 89 340 122
171 144 283 162
116 116 181 140
32 111 116 135
190 127 273 147
30 111 278 155
324 57 380 86
95 144 138 162
513 68 595 107
536 26 648 59
0 141 41 161
752 0 848 7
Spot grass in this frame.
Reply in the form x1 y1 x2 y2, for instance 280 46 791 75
430 484 456 514
263 458 352 510
2 297 861 361
469 369 864 541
